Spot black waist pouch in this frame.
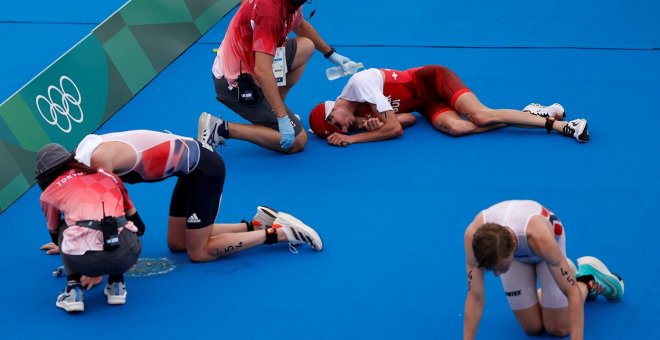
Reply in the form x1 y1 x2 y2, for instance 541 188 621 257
237 72 259 104
99 216 120 251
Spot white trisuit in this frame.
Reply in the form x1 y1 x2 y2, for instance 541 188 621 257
482 200 568 310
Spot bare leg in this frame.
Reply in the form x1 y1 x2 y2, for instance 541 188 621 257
185 224 288 262
226 122 307 153
279 36 314 100
538 282 590 337
170 217 293 262
167 216 187 252
511 304 544 335
432 109 505 136
455 92 569 132
210 222 250 236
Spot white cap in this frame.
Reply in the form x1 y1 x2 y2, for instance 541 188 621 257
74 134 104 166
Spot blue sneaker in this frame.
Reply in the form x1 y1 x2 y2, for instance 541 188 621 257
56 283 84 312
577 256 624 302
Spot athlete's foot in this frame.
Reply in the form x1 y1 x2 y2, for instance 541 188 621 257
561 119 589 142
576 256 624 302
198 112 227 148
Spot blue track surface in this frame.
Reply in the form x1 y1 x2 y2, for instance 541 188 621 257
1 1 659 339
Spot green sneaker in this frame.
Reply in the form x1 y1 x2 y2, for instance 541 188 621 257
577 256 624 302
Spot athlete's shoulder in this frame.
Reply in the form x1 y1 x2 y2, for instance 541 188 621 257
251 0 280 16
381 68 413 83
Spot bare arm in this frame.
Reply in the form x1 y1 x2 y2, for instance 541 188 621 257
292 19 333 56
396 113 417 128
463 214 486 340
254 51 288 119
528 216 584 340
327 105 403 146
354 112 416 131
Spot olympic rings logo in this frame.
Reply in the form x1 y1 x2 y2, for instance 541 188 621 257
35 75 84 133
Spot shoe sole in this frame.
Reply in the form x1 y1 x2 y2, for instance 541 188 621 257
197 112 226 148
578 121 590 142
56 301 84 312
275 212 323 251
577 256 623 302
253 205 278 229
106 295 127 305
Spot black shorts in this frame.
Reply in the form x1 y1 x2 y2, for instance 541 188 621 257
168 142 225 229
213 38 303 135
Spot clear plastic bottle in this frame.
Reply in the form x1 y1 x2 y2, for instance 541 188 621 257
326 62 364 81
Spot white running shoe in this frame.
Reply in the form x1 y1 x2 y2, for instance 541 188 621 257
104 282 127 305
523 103 566 120
563 118 589 142
198 112 226 148
252 206 278 230
577 256 624 302
56 284 84 312
272 212 323 251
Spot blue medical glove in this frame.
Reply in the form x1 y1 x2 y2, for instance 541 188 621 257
328 52 353 71
277 116 295 149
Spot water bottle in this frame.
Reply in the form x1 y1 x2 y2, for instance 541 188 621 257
326 62 364 81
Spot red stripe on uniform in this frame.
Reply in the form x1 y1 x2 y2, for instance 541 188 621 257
450 88 472 107
541 207 549 218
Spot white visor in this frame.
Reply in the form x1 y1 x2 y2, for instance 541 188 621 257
324 100 335 118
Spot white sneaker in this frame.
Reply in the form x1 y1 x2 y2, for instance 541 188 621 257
252 206 278 230
198 112 226 148
104 282 127 305
56 285 84 312
273 212 323 251
523 103 566 120
562 118 590 142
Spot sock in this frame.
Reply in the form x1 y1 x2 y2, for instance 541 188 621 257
242 219 255 232
545 117 555 133
264 228 278 244
576 274 595 291
217 120 230 138
108 274 124 284
66 276 82 292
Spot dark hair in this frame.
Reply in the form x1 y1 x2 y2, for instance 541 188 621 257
471 223 515 269
37 159 98 190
